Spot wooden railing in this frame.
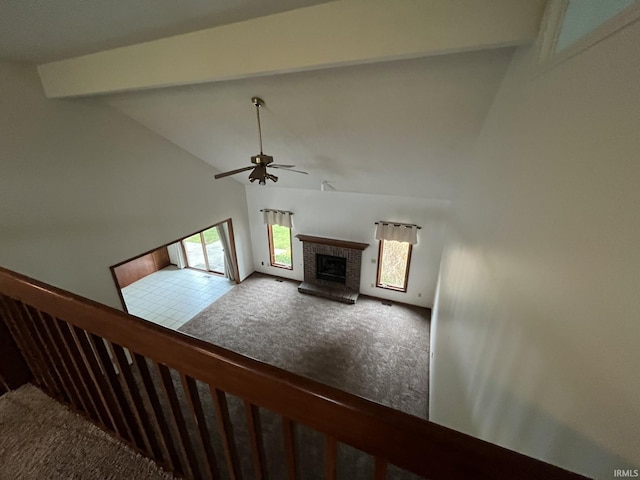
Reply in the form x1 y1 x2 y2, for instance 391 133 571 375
0 267 587 480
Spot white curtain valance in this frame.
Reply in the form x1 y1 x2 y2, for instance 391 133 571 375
263 209 293 228
375 222 419 245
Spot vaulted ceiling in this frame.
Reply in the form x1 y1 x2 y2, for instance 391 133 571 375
0 0 332 63
1 0 547 199
105 50 514 199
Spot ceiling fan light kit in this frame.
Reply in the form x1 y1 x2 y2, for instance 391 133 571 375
214 96 308 185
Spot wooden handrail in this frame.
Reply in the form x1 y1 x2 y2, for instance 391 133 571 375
0 266 587 479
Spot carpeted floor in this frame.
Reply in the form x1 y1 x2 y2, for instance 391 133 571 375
179 273 430 419
0 385 175 480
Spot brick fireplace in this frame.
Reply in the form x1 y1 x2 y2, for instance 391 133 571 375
296 234 369 304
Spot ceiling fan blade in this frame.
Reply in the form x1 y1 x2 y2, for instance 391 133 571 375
214 166 254 179
269 164 295 168
268 165 308 175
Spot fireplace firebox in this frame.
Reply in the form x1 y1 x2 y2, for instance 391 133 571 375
316 254 347 284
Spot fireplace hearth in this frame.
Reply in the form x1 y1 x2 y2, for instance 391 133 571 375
296 234 369 304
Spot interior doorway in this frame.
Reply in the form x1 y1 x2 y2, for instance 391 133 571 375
110 218 241 330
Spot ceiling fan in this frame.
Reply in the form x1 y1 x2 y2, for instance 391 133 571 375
214 97 308 185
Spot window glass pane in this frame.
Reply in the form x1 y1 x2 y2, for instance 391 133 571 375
555 0 636 52
182 233 206 269
379 240 410 290
203 226 224 273
270 225 292 268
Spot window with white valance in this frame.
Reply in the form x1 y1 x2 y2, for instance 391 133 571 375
262 209 293 228
262 209 293 269
374 221 420 292
374 222 419 245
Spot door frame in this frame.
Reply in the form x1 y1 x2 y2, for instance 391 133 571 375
110 217 241 313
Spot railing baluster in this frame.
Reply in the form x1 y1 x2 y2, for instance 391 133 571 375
374 457 388 480
88 333 142 448
283 417 298 480
37 312 85 410
107 342 158 458
20 304 78 402
325 436 338 480
0 295 43 385
181 374 220 480
0 312 31 391
134 353 182 474
26 308 71 403
52 317 104 423
245 400 268 480
210 386 242 480
0 297 47 390
19 304 63 396
68 325 122 435
155 362 200 479
55 318 113 427
22 308 63 395
39 310 94 415
20 305 67 400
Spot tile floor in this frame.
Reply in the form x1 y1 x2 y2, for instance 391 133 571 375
121 266 234 330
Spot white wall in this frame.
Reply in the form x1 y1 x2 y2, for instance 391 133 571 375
245 186 448 308
429 16 640 480
0 62 254 309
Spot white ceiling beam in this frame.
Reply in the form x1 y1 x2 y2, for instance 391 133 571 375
38 0 546 98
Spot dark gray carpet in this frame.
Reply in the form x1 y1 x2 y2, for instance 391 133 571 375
0 385 175 480
179 273 430 419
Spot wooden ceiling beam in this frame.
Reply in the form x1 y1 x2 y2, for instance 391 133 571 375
37 0 546 98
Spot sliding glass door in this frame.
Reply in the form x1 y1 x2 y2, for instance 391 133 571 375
183 233 207 270
181 226 225 274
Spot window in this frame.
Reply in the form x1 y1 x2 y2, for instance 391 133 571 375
268 224 292 269
376 239 412 292
538 0 640 66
